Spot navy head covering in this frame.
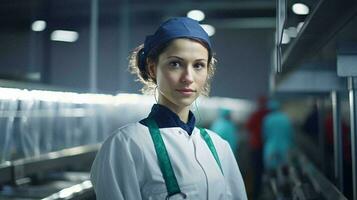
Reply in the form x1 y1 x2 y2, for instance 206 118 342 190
138 17 212 73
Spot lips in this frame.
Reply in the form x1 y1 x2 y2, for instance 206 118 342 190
177 88 195 92
176 88 196 95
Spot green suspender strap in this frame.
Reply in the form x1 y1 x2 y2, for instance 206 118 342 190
146 117 223 199
146 118 187 199
198 127 224 174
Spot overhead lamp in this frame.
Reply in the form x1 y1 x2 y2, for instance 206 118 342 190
286 27 298 38
187 10 205 21
292 3 310 15
297 22 304 33
32 20 46 32
282 31 290 44
200 24 215 36
51 30 79 42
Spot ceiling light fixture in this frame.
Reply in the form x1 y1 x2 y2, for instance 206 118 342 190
200 24 215 36
282 31 290 44
51 30 79 42
32 20 46 32
187 10 205 21
292 3 310 15
286 27 298 38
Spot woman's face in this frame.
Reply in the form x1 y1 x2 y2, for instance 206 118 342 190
149 38 209 111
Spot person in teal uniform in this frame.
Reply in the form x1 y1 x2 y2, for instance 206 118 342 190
263 99 293 172
210 108 239 154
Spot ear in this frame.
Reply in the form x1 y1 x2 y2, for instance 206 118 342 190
147 60 156 80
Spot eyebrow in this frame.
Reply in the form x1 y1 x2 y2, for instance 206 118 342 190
167 56 207 62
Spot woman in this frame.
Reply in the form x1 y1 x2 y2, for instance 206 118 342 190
90 17 247 200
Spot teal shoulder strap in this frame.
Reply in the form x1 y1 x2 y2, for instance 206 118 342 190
145 118 186 199
198 127 224 174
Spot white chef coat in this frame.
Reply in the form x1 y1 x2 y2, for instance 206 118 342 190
90 122 247 200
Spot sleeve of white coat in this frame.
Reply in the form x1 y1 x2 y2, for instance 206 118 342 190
90 133 143 200
222 141 248 200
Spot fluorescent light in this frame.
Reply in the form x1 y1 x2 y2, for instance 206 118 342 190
292 3 310 15
26 72 41 81
187 10 205 21
81 180 93 189
51 30 79 42
297 22 304 33
282 31 290 44
32 20 46 32
286 27 298 38
200 24 215 36
0 87 115 104
58 188 73 199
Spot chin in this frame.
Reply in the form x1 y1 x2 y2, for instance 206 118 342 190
174 98 196 108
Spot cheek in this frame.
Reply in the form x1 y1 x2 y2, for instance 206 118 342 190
197 71 208 86
157 70 177 88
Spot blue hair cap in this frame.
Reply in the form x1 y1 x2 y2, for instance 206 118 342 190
139 17 212 71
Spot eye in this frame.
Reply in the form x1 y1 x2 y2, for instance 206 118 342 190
194 62 207 70
169 60 181 68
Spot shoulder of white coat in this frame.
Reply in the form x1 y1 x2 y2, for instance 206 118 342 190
116 122 148 136
101 122 149 146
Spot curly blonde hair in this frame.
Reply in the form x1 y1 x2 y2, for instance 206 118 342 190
129 38 216 96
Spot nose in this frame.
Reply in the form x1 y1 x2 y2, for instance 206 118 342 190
181 67 194 84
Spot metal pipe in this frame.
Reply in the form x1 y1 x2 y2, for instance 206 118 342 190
331 90 344 190
317 98 326 173
118 0 130 92
89 0 99 92
348 77 357 200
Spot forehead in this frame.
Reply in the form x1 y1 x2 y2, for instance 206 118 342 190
160 38 209 59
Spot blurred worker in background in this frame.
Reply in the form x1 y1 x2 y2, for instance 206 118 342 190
210 108 239 155
263 99 293 173
245 96 269 200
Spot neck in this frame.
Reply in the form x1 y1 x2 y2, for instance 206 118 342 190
158 100 190 123
172 106 190 123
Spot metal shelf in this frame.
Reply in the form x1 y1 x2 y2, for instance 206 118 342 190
11 144 99 180
1 144 99 199
296 151 348 200
0 162 12 184
280 0 357 77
